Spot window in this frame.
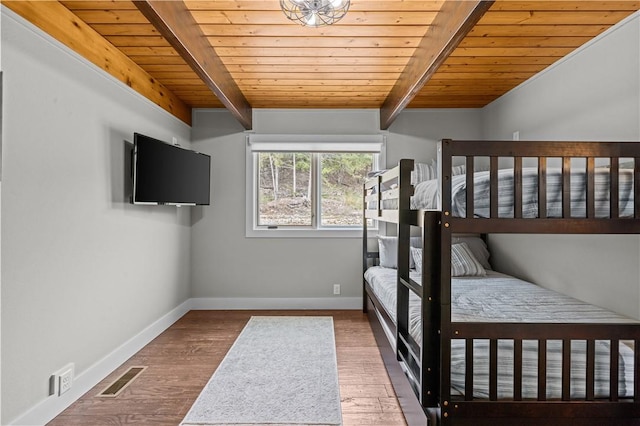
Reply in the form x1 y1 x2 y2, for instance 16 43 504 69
257 152 313 227
246 134 385 237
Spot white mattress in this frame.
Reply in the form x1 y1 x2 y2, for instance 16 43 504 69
364 266 637 399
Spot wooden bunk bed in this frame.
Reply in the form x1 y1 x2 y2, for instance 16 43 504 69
362 139 640 425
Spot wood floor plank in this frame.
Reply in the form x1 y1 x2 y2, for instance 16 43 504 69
340 384 392 398
342 411 408 425
49 414 185 425
47 310 407 426
380 397 404 412
342 397 386 412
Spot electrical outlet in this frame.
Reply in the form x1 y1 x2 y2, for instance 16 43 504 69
50 363 74 397
513 131 520 141
59 367 73 395
333 284 341 295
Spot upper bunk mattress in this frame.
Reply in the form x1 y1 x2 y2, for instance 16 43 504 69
410 167 634 217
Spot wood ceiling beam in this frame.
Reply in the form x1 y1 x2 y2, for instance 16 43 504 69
134 0 252 130
379 0 494 130
3 1 192 125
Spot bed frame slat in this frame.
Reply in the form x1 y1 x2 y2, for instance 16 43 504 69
562 339 571 401
465 338 474 401
514 157 523 219
398 332 421 370
538 340 547 401
514 339 523 401
489 339 498 401
453 322 640 339
586 339 595 401
562 157 571 218
587 157 596 219
448 217 640 234
490 156 499 218
610 158 620 218
466 156 475 218
610 339 619 401
539 157 547 218
400 276 423 299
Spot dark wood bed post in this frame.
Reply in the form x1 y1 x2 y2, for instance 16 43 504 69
396 159 415 362
421 210 442 412
438 140 454 423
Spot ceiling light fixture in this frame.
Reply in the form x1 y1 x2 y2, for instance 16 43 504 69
280 0 350 27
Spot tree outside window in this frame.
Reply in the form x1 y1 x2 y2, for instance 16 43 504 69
257 152 375 228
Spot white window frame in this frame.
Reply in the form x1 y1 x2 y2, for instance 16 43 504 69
245 134 386 238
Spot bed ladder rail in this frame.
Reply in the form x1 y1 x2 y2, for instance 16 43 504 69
396 210 443 408
440 321 640 421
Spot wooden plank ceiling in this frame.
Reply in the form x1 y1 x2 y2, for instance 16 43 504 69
7 0 640 128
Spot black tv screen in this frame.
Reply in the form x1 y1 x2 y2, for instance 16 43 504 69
132 133 211 205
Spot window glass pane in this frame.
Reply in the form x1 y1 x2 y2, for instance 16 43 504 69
320 153 374 227
257 153 312 226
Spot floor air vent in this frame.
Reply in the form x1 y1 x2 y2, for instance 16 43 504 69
98 366 147 397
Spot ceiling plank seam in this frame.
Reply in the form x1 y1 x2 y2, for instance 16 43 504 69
134 0 253 130
4 0 192 125
380 0 495 130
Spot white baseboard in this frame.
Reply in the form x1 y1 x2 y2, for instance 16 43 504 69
10 297 360 425
190 297 361 310
9 300 193 426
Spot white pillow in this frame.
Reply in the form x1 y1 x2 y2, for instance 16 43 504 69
378 236 397 268
378 236 422 269
451 242 486 277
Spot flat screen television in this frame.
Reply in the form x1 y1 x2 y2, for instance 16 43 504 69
132 133 211 206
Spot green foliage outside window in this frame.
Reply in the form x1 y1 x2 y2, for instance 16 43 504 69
257 152 374 227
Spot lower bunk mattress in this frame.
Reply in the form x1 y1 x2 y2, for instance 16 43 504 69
364 266 637 400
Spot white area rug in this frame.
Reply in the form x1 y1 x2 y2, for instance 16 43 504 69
181 316 342 426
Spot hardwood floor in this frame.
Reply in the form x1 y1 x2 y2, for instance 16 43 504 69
48 310 407 426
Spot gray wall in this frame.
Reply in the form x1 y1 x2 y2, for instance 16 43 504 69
189 108 482 302
1 9 192 423
190 109 378 304
386 108 482 165
482 12 640 319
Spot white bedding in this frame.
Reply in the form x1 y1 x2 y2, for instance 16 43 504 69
364 266 637 399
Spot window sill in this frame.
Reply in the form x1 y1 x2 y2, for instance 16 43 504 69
246 227 379 239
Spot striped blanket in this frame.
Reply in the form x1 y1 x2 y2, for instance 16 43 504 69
411 167 635 217
364 267 637 399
